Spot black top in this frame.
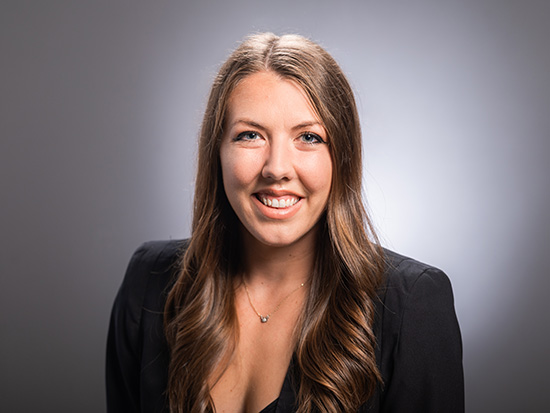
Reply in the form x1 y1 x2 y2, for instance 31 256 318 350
106 240 464 412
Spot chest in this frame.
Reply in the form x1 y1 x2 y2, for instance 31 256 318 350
210 293 302 412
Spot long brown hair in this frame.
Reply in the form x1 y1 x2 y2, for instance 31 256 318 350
164 33 385 412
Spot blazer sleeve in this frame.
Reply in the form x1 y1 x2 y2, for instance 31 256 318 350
106 243 161 412
381 267 464 412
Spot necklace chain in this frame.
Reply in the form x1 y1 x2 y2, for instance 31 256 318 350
242 276 306 323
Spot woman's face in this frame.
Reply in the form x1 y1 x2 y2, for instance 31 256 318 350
220 71 333 248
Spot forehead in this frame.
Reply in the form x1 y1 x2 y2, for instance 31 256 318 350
225 71 322 126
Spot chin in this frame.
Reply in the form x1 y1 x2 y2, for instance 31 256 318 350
250 232 297 248
243 223 317 250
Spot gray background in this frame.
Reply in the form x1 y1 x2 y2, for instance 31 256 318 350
2 0 549 411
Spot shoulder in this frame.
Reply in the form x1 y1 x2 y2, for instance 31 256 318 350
106 239 189 411
377 248 458 340
381 248 452 292
113 239 188 321
374 249 464 411
120 239 187 291
377 248 456 316
125 239 186 279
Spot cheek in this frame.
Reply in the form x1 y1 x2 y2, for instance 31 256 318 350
220 149 260 190
299 152 333 196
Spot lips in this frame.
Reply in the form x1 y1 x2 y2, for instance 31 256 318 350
256 194 299 209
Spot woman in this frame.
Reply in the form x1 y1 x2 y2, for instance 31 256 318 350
107 33 464 412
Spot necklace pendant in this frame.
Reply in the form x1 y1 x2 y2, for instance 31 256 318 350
260 316 269 323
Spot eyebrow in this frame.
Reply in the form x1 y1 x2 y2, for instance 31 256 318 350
230 119 324 131
292 121 324 130
231 119 264 129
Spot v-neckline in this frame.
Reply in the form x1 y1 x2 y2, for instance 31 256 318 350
258 354 296 413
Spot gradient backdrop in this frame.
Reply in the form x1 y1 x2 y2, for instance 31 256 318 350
2 1 549 411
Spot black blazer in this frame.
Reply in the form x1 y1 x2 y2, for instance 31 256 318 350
106 240 464 412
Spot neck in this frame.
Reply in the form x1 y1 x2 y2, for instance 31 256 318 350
240 227 317 287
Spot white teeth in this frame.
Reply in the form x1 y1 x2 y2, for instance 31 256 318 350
259 196 298 209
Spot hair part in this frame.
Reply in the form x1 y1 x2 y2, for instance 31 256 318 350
164 32 384 412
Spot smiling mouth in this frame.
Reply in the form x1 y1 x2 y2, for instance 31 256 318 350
255 194 300 209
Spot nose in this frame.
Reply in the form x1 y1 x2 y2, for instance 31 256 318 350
261 138 295 181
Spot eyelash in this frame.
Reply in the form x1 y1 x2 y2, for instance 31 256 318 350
234 131 260 141
234 131 326 144
300 132 325 144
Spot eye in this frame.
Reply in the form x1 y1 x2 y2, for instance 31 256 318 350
234 131 261 141
299 132 325 144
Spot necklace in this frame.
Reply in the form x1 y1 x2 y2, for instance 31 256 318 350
242 276 306 323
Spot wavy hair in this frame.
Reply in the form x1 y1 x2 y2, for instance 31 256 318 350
164 33 384 412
